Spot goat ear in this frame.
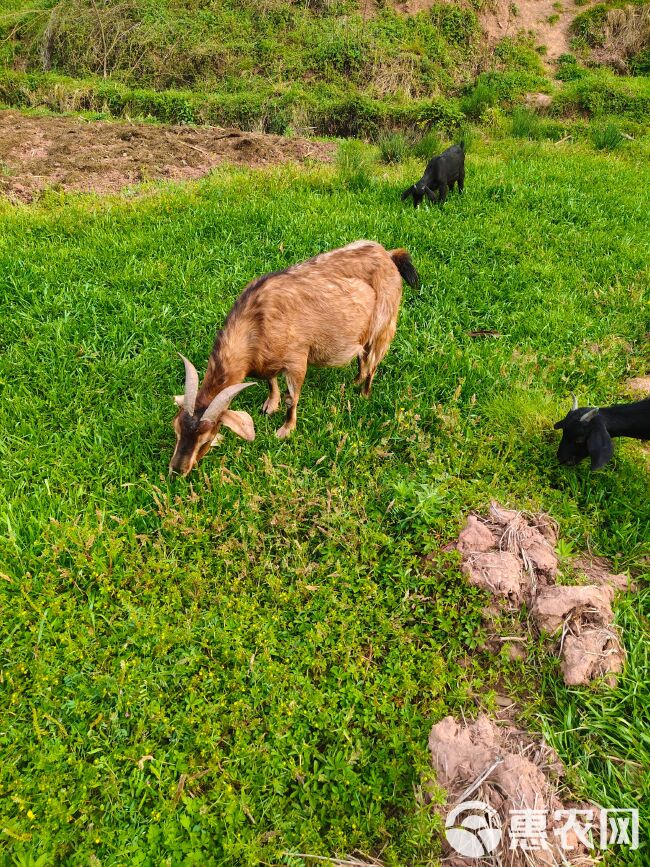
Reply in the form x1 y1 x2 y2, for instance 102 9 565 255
174 394 184 408
220 409 255 441
553 419 565 430
401 186 413 201
587 418 613 470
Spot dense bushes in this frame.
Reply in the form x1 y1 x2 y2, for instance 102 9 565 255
0 0 479 97
0 70 466 135
552 68 650 120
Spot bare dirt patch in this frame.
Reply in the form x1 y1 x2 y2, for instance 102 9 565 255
455 502 628 686
627 376 650 396
477 0 600 61
428 714 597 866
0 110 334 202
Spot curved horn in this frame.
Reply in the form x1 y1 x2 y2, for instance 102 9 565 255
202 382 255 423
571 393 578 411
179 354 199 416
580 407 599 424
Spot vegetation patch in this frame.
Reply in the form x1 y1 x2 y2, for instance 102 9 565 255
0 140 648 864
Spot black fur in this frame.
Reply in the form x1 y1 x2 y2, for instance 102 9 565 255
554 399 650 470
401 143 465 208
390 249 419 289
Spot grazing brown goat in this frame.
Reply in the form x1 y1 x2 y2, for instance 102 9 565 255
169 240 418 476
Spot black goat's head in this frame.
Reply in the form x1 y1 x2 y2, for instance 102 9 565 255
554 395 613 470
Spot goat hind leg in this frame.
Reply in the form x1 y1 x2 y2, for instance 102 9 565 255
276 363 306 439
362 325 396 397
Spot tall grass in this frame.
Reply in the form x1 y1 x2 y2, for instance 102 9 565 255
591 120 624 149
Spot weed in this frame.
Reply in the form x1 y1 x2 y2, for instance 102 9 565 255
336 138 374 188
378 131 409 164
511 106 543 138
412 129 442 160
591 120 623 149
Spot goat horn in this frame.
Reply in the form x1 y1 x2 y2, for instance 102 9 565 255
571 393 578 411
580 407 599 423
179 354 199 416
202 382 255 423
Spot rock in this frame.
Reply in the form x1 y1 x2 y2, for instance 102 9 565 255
525 92 553 112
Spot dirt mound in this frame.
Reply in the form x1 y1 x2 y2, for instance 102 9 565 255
456 502 628 686
429 714 596 866
477 0 599 61
0 110 334 202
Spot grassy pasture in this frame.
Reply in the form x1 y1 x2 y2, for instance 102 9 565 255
0 139 649 864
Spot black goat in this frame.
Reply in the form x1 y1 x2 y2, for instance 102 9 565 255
401 143 465 208
554 395 650 470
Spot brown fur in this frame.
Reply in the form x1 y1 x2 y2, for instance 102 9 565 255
170 240 416 475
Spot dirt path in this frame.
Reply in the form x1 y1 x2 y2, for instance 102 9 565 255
0 111 334 202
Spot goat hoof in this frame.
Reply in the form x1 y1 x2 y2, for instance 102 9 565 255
275 424 294 439
262 398 280 415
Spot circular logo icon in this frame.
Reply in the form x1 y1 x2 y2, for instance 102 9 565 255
445 800 502 858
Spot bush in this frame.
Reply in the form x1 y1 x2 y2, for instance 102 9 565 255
630 48 650 74
552 69 650 120
570 4 609 46
511 107 543 138
591 121 624 149
336 139 374 190
461 81 498 119
411 129 441 160
555 54 584 81
377 132 409 163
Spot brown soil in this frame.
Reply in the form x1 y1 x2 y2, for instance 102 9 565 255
455 501 628 686
0 110 334 202
478 0 591 61
627 376 650 396
429 714 597 866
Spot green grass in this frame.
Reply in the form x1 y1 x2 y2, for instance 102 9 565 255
0 0 479 94
0 138 649 865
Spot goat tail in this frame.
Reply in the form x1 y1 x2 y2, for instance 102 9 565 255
400 185 415 201
390 248 419 289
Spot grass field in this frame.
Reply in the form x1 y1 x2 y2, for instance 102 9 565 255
0 137 649 865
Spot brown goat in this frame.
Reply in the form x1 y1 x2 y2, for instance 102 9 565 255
169 240 418 476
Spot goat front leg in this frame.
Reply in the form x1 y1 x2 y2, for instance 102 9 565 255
262 377 281 415
276 362 306 439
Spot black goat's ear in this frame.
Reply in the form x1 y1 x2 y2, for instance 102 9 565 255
553 419 565 430
587 418 613 470
401 186 414 201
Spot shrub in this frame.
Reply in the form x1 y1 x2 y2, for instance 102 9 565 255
591 121 624 149
461 81 498 119
411 129 441 160
378 132 409 163
552 69 650 120
336 139 374 190
556 53 584 81
511 106 543 138
630 48 650 74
